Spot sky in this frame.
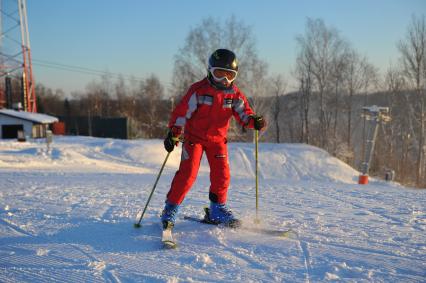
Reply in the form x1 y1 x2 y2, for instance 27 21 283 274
22 0 426 96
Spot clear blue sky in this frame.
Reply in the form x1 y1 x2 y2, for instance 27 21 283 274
26 0 425 96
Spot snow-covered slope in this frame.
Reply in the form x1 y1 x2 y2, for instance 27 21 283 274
0 136 424 282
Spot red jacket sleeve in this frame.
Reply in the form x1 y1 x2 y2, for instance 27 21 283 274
168 85 198 129
232 89 255 128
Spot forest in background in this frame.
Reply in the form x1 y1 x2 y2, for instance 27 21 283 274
32 15 426 188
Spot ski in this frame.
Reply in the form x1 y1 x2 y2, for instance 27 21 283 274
183 208 295 238
183 215 294 237
161 221 177 249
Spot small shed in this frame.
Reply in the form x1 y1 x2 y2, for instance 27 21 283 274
0 109 58 139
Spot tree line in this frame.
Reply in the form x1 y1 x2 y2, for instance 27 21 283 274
36 15 426 188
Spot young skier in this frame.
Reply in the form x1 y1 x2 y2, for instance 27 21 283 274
161 49 266 229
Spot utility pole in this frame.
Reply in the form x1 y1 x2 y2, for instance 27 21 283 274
0 0 36 112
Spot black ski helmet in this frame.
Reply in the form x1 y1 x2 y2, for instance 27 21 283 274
208 49 238 71
207 49 238 89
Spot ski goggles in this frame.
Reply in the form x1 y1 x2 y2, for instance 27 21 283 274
209 66 238 83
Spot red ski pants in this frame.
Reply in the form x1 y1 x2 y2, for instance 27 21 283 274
166 140 230 205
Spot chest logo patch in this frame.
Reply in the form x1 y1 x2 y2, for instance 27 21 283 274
223 98 233 108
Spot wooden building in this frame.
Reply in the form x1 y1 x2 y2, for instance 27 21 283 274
0 109 58 139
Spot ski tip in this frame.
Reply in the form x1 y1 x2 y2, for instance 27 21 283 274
283 230 298 238
272 229 297 238
227 219 242 229
133 223 141 228
162 240 177 249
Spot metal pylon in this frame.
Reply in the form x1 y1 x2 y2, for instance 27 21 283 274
360 105 391 176
0 0 36 112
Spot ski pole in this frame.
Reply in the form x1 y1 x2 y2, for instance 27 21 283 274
134 151 171 228
255 129 260 224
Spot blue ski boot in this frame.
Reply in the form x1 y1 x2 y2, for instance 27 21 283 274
161 202 179 229
208 202 241 228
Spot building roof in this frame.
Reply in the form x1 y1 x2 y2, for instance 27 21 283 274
0 109 58 124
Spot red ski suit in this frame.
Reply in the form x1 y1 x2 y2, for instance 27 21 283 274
166 77 255 205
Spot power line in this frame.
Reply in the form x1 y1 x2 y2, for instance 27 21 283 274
32 59 146 82
33 59 110 74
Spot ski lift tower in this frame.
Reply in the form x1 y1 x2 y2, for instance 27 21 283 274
358 105 391 184
0 0 36 112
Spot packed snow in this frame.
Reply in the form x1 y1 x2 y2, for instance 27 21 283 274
0 136 424 282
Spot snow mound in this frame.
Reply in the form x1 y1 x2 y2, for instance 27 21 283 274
0 136 358 184
229 142 358 183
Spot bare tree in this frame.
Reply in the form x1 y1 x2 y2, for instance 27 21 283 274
343 51 377 149
36 83 65 115
294 52 313 144
398 14 426 186
140 74 165 138
83 73 114 117
330 45 350 154
270 75 287 143
296 18 349 150
115 75 128 116
383 64 410 182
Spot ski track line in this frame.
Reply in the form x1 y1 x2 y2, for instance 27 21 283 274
220 242 269 276
212 230 280 282
306 236 423 263
292 187 424 258
215 226 303 282
319 186 426 234
237 147 255 177
70 244 120 283
101 205 116 221
178 225 281 281
318 187 407 225
238 148 265 179
287 161 306 182
0 217 33 237
309 186 413 229
298 238 312 283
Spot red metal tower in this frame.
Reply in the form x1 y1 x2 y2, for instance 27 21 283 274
0 0 36 112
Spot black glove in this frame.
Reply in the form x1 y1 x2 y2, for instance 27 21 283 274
163 127 182 152
252 115 266 131
164 131 175 153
